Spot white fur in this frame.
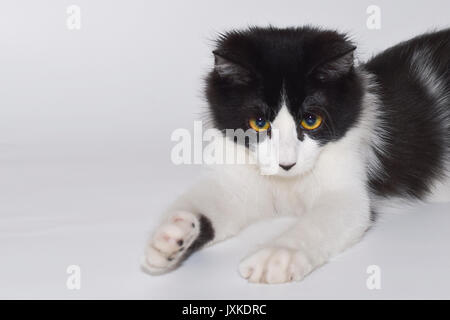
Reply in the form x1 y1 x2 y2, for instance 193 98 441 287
143 211 200 274
253 105 322 177
356 68 392 183
272 105 299 167
144 99 374 282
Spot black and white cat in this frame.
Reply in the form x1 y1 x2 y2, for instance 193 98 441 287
143 27 450 283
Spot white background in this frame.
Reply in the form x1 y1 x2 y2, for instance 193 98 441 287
0 0 449 299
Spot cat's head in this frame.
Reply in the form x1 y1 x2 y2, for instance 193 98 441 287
205 26 365 177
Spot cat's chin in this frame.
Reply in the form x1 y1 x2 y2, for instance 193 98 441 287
261 164 315 179
260 167 304 179
274 170 300 178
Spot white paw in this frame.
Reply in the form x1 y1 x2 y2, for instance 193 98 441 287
238 247 313 284
142 211 200 274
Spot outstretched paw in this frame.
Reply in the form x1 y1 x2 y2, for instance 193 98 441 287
142 211 200 274
238 247 313 284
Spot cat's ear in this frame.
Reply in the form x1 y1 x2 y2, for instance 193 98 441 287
213 50 252 84
312 44 356 81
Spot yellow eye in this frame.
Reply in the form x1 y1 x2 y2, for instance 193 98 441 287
249 118 270 132
301 113 323 130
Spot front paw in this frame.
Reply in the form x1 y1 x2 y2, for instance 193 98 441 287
238 247 313 284
142 211 200 274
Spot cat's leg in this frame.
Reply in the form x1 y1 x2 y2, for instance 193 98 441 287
238 188 371 284
142 166 274 274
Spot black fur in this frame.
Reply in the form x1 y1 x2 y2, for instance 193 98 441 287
205 26 365 146
365 29 450 199
205 26 450 201
177 214 215 265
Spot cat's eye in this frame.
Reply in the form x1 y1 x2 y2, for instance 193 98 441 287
301 113 323 130
249 117 270 132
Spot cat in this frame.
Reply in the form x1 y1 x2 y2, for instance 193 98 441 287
142 26 450 284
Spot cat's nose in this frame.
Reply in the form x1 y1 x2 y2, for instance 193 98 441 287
279 163 296 171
